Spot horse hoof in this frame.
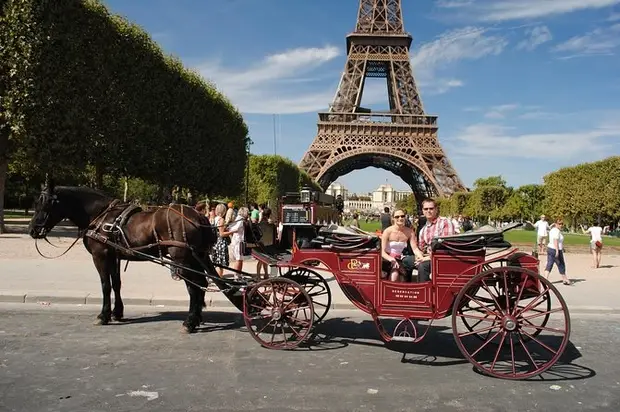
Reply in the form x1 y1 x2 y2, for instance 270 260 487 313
112 315 124 322
181 325 196 334
94 318 109 326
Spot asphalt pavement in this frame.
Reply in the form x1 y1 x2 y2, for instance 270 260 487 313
0 303 618 412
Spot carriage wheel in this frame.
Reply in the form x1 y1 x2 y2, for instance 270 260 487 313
458 286 551 344
243 278 314 350
452 266 570 380
282 267 332 323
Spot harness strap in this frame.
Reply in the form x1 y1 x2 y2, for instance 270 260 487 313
180 204 188 243
166 207 173 240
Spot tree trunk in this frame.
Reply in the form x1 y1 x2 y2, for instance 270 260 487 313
123 177 128 202
0 118 8 233
0 154 8 234
94 162 104 189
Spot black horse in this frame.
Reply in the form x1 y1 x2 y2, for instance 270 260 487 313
29 183 217 333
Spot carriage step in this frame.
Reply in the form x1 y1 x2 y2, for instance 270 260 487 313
391 336 416 343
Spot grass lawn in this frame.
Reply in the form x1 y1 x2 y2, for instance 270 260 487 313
3 210 34 219
347 219 620 247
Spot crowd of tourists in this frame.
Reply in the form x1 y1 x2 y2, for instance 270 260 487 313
193 201 274 280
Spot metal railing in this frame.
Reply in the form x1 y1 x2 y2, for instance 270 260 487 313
318 112 438 126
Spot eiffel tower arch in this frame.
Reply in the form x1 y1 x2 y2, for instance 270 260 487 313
299 0 465 206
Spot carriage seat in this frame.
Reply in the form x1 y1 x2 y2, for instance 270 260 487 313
310 225 380 251
431 224 514 253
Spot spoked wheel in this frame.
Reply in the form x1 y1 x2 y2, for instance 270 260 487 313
281 267 332 323
452 266 570 379
243 278 314 349
457 286 551 343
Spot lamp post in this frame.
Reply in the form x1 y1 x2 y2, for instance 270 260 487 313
245 139 253 205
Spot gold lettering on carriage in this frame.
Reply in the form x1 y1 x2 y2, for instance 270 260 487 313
392 288 421 300
346 259 371 270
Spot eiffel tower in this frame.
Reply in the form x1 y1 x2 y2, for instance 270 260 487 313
299 0 465 204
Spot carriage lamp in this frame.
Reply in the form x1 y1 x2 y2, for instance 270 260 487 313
300 186 312 204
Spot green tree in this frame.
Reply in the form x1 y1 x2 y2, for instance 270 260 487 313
395 194 416 214
242 154 320 207
0 0 248 228
544 156 620 229
502 184 545 222
468 176 511 223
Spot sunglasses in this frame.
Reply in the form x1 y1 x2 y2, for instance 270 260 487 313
394 215 406 219
423 207 435 211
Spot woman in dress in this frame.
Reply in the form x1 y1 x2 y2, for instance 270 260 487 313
381 209 419 282
210 203 230 278
585 221 603 268
222 206 249 278
544 218 571 285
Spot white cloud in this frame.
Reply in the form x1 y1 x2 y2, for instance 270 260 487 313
197 26 508 114
552 23 620 58
449 122 620 159
436 0 474 8
483 104 520 119
444 0 620 22
518 111 561 119
411 26 507 94
197 45 341 114
517 26 552 51
609 12 620 21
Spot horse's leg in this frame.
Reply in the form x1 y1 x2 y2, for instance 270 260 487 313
111 257 124 322
191 261 207 324
92 255 114 325
181 263 207 334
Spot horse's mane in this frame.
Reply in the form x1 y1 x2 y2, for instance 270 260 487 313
55 186 114 204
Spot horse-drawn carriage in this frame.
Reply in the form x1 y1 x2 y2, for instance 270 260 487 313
29 185 570 380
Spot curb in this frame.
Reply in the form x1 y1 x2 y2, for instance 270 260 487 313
0 292 357 310
1 293 619 314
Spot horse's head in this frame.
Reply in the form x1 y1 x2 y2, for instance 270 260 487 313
29 181 65 239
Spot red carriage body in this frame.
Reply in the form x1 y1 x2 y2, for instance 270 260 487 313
249 223 570 380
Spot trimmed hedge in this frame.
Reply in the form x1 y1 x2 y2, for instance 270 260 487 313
246 155 322 206
0 0 248 196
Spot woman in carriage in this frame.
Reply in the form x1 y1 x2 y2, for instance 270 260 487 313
380 208 420 282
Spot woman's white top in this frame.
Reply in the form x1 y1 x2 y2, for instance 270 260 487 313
547 227 564 250
229 215 245 245
587 226 603 243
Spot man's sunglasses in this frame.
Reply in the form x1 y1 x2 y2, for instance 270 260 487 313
423 207 435 211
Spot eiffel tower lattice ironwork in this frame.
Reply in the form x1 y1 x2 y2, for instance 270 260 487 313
299 0 465 202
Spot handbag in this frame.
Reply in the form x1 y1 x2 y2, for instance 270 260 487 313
595 240 602 249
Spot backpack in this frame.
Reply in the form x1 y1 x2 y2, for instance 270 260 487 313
244 221 263 244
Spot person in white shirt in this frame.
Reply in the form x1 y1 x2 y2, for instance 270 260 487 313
585 222 603 269
222 207 248 279
544 218 570 285
533 215 550 254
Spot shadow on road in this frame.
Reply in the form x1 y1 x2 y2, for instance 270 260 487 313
107 309 593 382
307 317 591 382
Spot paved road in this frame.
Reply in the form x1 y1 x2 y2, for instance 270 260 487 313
1 303 619 412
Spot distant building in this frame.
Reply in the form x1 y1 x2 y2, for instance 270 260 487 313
326 181 412 213
325 182 348 200
372 184 411 207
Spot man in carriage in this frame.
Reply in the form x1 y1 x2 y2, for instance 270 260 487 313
402 198 456 282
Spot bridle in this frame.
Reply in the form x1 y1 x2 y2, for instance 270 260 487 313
32 190 83 259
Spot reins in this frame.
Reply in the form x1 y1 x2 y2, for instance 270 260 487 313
35 232 84 259
34 199 121 260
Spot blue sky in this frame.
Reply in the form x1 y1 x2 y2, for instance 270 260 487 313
103 0 620 193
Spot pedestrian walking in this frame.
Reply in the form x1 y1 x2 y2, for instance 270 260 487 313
585 221 604 269
543 218 571 286
533 215 550 254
